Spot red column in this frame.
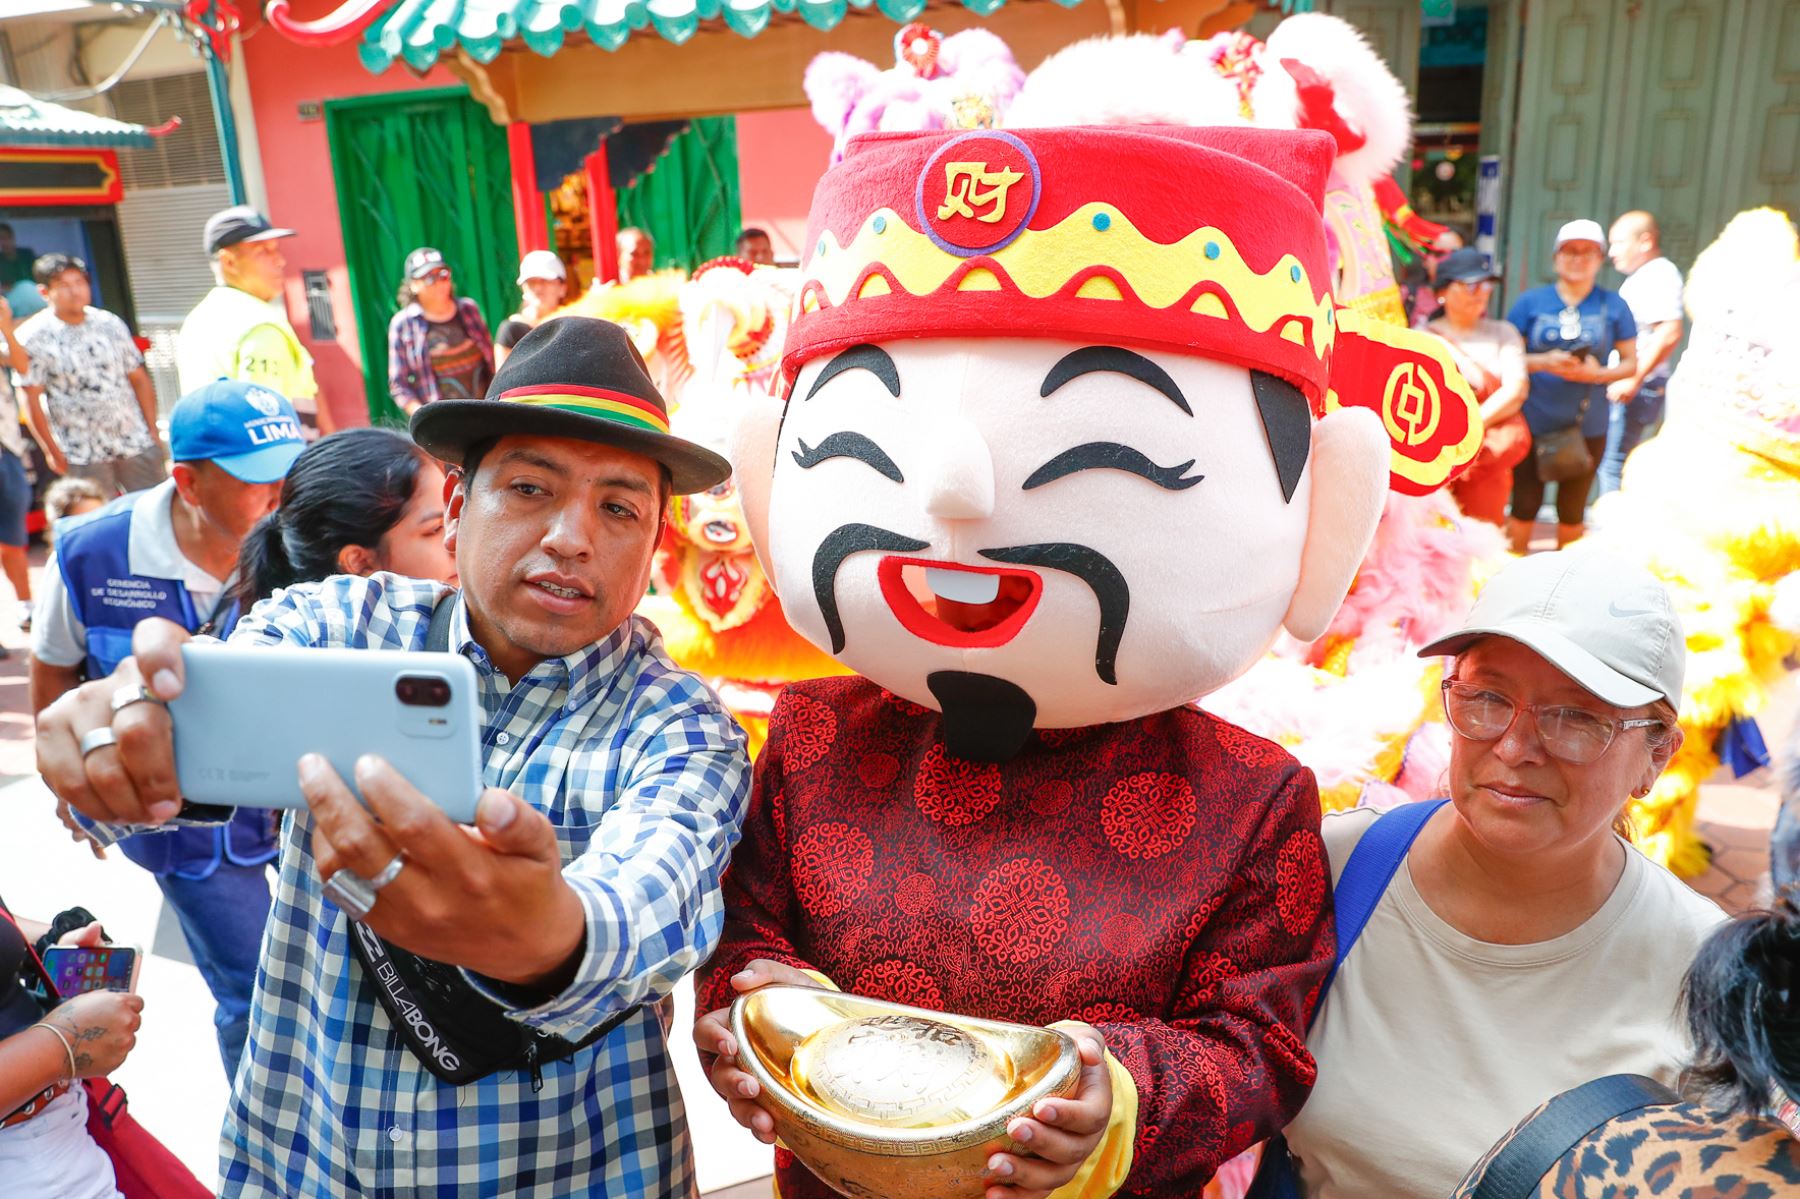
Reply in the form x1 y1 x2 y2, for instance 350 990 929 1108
508 122 548 254
585 139 620 285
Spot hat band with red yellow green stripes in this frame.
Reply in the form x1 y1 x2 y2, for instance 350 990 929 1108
493 383 669 435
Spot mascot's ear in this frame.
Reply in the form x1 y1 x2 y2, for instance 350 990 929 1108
1282 407 1387 641
728 391 785 593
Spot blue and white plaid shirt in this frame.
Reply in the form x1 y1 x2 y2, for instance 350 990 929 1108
154 573 748 1197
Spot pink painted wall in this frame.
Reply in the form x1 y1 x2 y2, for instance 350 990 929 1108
241 9 459 427
734 107 834 263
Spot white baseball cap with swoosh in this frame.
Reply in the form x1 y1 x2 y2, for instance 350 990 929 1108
1418 547 1685 709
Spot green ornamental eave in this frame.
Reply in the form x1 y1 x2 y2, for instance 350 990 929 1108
357 0 1091 75
0 86 156 149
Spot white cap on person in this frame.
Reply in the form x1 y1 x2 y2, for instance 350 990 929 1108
517 250 566 283
1553 219 1607 251
1417 548 1685 709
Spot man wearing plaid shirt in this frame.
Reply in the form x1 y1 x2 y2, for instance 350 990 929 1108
38 317 752 1196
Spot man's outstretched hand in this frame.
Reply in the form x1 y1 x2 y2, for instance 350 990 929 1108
303 754 586 989
37 618 189 827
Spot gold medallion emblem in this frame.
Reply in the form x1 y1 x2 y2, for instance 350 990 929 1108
1381 361 1443 448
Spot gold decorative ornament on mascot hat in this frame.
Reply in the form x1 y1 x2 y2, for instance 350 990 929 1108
731 987 1080 1199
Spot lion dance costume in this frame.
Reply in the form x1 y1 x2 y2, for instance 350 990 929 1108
1590 208 1800 873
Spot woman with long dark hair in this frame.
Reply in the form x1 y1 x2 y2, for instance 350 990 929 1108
235 427 457 604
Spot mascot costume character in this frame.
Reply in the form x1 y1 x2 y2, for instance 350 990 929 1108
694 118 1479 1197
1589 207 1800 873
646 257 853 753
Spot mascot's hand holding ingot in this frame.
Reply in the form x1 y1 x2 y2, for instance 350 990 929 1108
694 124 1478 1199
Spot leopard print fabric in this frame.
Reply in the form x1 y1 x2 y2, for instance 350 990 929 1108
1454 1098 1800 1198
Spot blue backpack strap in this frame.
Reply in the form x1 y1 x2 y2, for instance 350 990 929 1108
1249 799 1452 1199
1318 798 1448 1002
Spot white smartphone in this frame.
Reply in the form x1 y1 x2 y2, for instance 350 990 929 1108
167 643 485 823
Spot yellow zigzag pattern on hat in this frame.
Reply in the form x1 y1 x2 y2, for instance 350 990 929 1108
801 204 1337 362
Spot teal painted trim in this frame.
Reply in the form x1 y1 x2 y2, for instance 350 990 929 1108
0 128 155 148
648 10 701 43
795 0 849 31
722 4 770 37
203 48 246 204
357 0 1085 72
874 0 929 20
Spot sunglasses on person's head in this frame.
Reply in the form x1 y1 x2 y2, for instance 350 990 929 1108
1441 680 1662 765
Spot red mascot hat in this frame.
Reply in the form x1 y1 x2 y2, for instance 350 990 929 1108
782 124 1481 494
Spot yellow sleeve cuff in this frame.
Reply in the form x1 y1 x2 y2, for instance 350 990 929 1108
1046 1022 1138 1199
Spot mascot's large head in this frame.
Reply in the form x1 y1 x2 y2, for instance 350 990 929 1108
731 124 1479 760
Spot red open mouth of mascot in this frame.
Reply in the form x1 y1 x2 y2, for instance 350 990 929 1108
877 556 1043 646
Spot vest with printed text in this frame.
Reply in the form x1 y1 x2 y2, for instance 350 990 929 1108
55 494 276 878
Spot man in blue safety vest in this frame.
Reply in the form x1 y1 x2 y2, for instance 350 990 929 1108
30 378 305 1079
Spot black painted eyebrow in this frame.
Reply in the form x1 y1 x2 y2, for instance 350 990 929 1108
1040 346 1191 416
1022 443 1201 491
791 431 904 483
804 344 901 401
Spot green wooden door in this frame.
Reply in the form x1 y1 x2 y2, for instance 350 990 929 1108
326 87 519 423
1501 0 1800 301
615 116 743 271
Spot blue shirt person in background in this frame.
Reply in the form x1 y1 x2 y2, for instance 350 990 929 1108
35 318 751 1197
30 379 304 1081
1504 220 1637 552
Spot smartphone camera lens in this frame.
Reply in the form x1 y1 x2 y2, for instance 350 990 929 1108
395 675 452 707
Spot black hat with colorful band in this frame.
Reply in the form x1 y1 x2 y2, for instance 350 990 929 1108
409 315 730 494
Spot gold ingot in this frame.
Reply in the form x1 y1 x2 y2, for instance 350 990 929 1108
730 987 1081 1199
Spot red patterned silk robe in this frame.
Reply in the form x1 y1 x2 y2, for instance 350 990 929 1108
699 677 1335 1196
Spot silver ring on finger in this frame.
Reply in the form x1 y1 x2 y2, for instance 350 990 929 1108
111 684 166 716
78 727 118 758
322 868 378 922
367 853 406 892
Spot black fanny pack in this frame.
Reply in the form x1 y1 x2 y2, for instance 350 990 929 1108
344 593 636 1087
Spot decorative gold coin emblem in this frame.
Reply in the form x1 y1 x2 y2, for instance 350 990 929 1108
790 1014 1014 1127
1381 361 1443 447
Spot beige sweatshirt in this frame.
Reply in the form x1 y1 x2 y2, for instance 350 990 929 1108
1284 805 1726 1199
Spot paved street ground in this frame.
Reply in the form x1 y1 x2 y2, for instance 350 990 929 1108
0 542 1790 1197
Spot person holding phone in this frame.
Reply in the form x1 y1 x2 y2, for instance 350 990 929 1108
1504 221 1638 552
0 900 143 1199
29 378 306 1081
35 317 751 1198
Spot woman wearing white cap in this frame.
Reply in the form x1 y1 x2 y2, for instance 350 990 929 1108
1274 548 1723 1199
494 250 567 367
1502 220 1638 553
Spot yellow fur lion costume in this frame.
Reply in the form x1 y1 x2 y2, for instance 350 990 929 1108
1593 208 1800 874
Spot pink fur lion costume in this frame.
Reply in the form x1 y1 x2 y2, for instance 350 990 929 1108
805 23 1026 165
